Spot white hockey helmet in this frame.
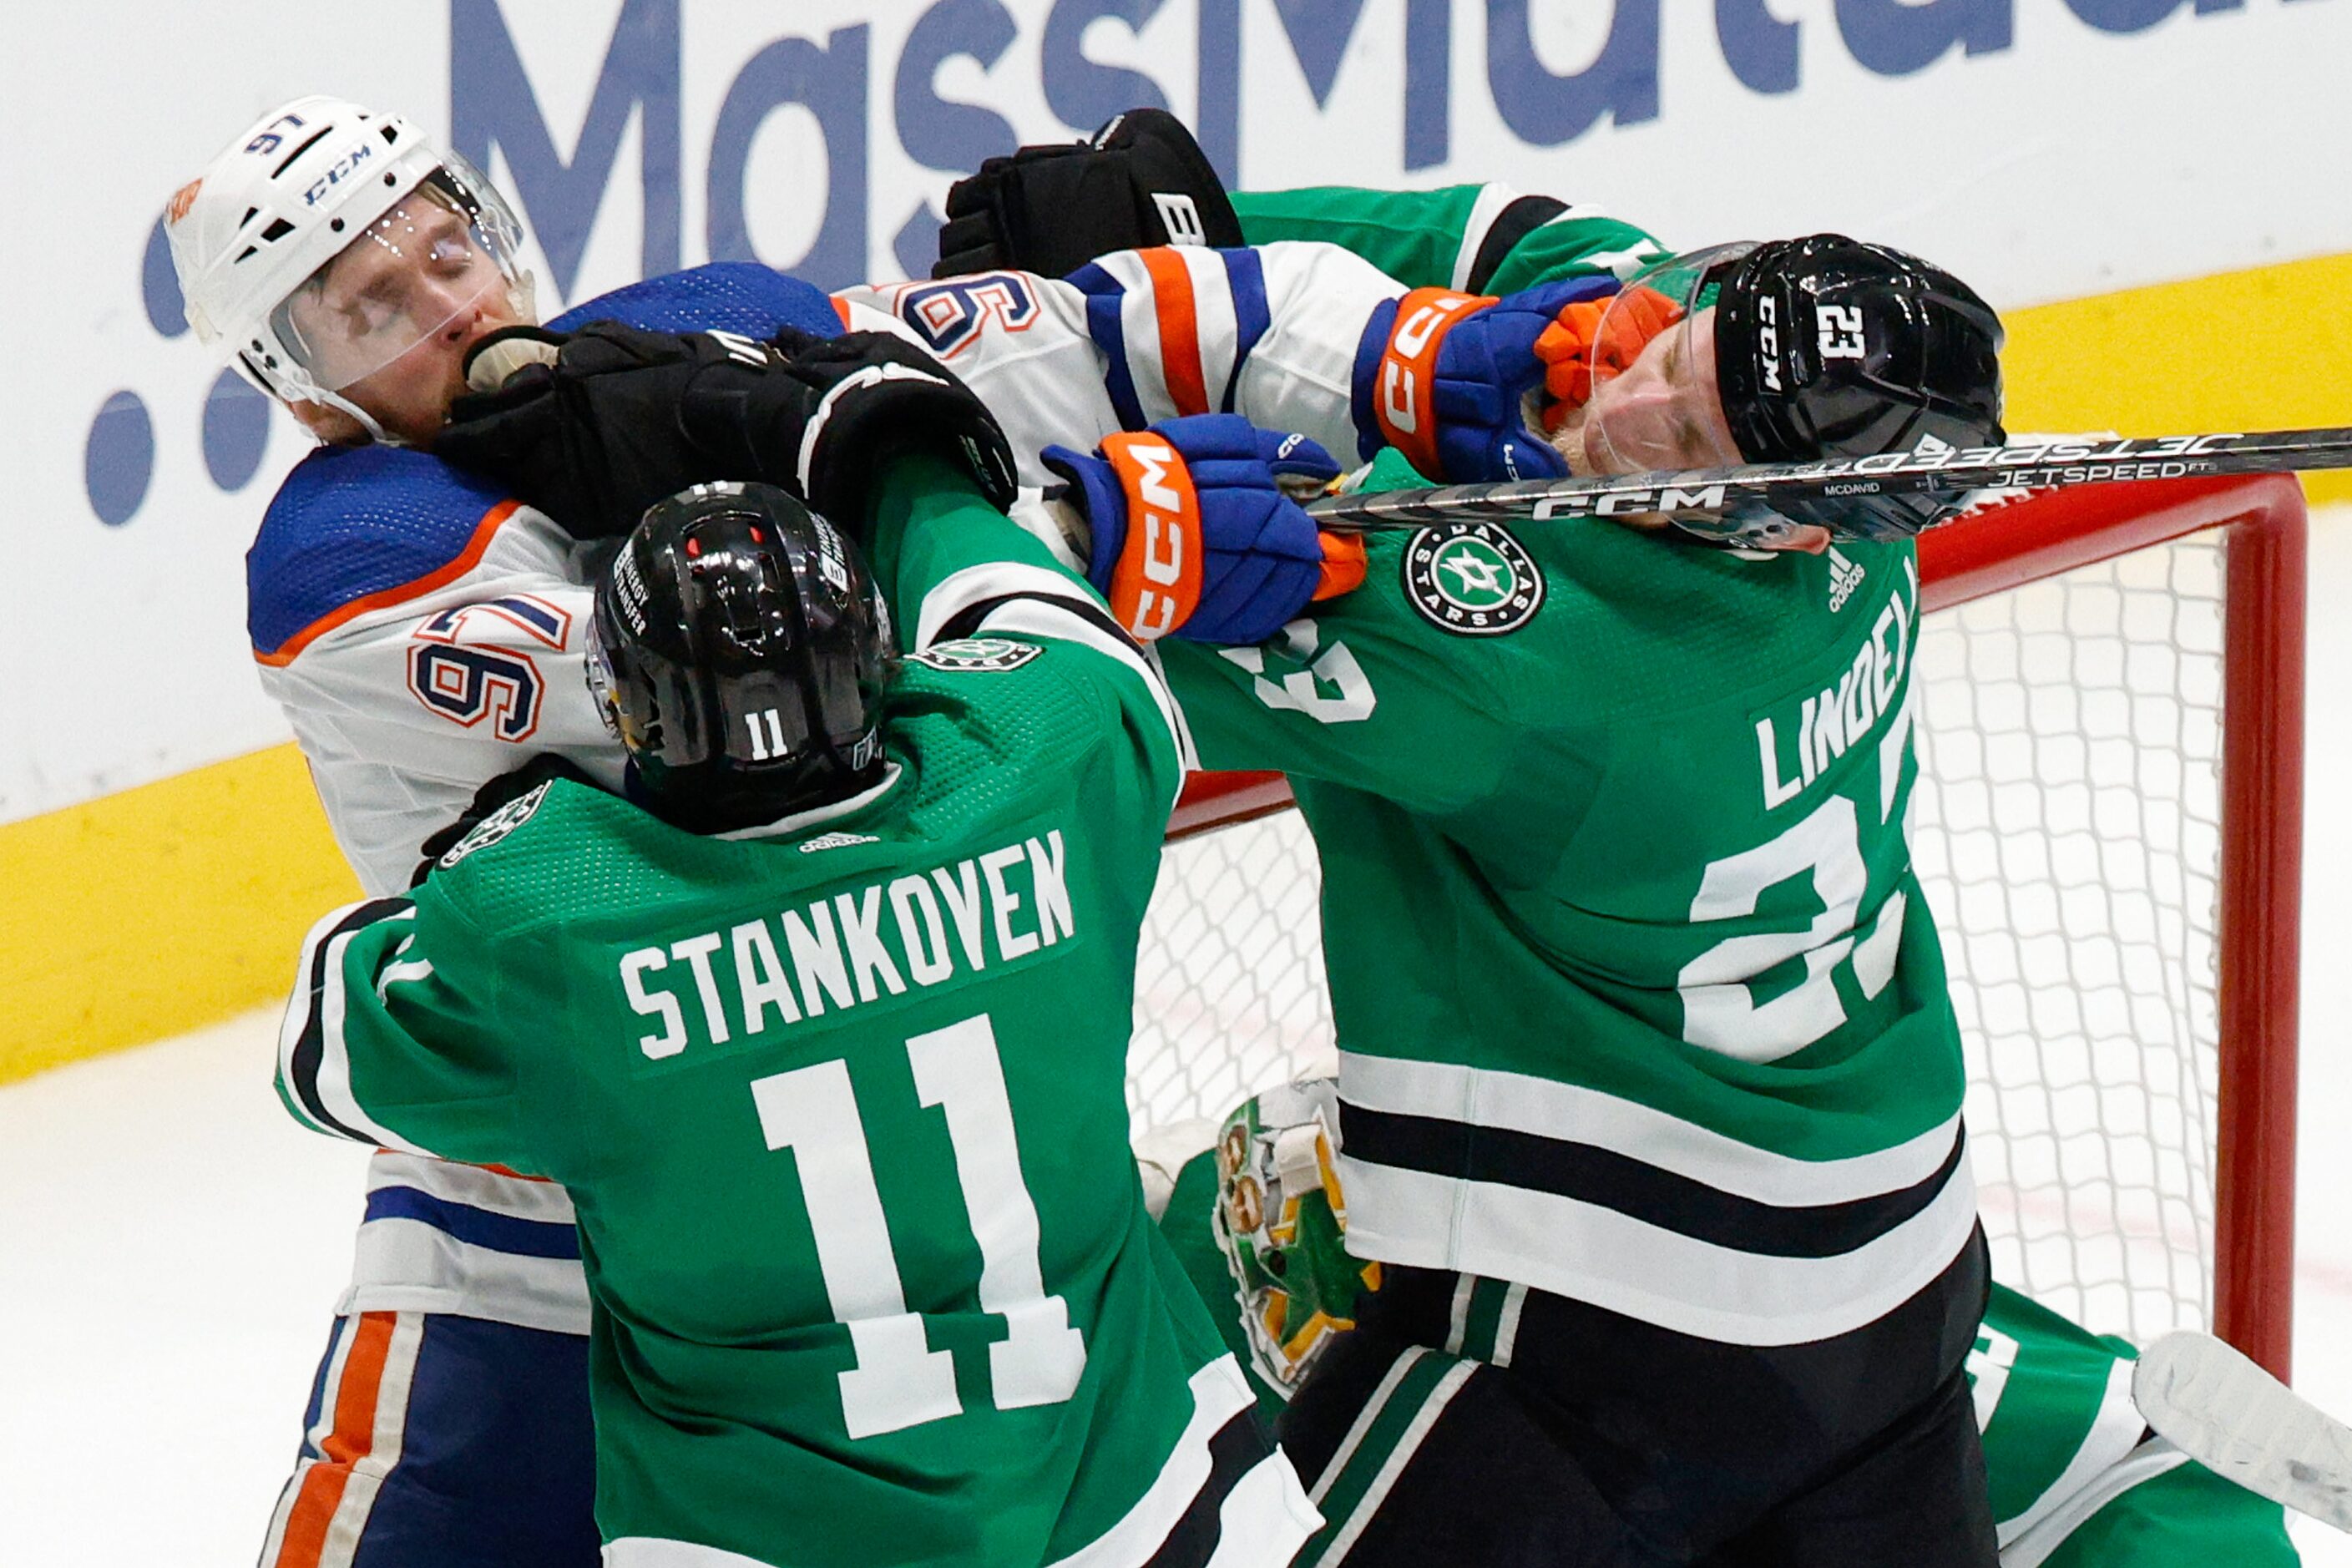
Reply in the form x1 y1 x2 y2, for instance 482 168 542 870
164 95 535 436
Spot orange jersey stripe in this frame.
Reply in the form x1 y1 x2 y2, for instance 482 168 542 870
270 1311 398 1567
1140 248 1211 418
256 500 523 669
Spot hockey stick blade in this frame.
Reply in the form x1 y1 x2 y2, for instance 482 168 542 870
2135 1330 2352 1531
1302 426 2352 534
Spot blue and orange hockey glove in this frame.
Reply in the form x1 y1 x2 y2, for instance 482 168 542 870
1533 283 1685 432
1042 414 1365 645
1350 276 1624 482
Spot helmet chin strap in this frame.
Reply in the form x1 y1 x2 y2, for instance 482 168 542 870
318 387 395 447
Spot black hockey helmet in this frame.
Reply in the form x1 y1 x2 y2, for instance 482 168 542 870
1596 234 2006 543
1712 234 2006 465
586 482 891 834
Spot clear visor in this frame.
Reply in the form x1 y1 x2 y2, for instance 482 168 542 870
1576 244 1753 476
271 156 529 394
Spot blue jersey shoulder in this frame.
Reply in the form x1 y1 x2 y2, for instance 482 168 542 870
551 262 839 338
249 446 515 660
249 264 838 659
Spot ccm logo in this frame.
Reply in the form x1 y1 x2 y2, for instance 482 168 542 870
1102 434 1202 640
1380 291 1481 438
1125 443 1187 637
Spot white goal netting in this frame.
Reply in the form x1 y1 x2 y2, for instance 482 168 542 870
1126 534 2233 1348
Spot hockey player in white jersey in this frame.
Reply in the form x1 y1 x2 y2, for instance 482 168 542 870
169 94 1591 1567
169 97 971 1568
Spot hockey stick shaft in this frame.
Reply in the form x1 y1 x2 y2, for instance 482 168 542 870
1302 426 2352 533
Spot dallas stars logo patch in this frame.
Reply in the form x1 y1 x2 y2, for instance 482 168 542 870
909 636 1041 672
1402 523 1544 636
438 782 554 869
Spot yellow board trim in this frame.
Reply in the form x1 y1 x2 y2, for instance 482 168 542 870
4 250 2349 1085
0 742 357 1086
2001 250 2352 506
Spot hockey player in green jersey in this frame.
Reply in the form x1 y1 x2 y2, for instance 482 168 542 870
270 334 1326 1567
1145 1085 2300 1568
941 119 2012 1565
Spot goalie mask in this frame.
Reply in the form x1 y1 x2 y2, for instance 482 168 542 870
1210 1081 1382 1396
164 94 535 441
588 483 892 835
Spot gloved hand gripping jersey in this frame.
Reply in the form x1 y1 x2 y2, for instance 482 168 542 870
1351 277 1635 484
1043 413 1364 645
435 322 1018 543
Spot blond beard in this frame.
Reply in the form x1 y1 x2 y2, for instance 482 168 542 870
1545 400 1596 477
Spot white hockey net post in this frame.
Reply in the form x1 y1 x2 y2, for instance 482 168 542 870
1126 475 2306 1380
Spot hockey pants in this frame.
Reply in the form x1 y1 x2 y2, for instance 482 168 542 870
1277 1227 1999 1568
258 1310 599 1568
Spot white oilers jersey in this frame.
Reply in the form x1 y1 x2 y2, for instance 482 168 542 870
246 262 856 1332
833 240 1404 489
249 455 622 898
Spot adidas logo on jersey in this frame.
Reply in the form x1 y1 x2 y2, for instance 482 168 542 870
800 831 879 853
1827 548 1866 614
1756 557 1920 811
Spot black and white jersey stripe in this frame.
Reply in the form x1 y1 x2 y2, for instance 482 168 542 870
1333 1050 1978 1346
278 897 441 1158
1044 1356 1319 1568
1340 1101 1966 1260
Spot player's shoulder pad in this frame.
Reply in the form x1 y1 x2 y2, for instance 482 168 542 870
248 445 518 664
553 262 845 340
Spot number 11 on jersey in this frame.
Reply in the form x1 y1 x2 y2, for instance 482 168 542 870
750 1013 1088 1439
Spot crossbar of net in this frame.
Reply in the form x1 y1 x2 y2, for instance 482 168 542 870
1125 535 2228 1346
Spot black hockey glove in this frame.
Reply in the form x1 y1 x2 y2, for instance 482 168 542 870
436 321 774 541
693 326 1019 530
411 753 600 888
437 323 1017 543
933 108 1243 280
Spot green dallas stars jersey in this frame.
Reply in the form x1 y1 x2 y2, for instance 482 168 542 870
273 457 1318 1568
1152 1132 2296 1567
1158 442 1970 1347
1970 1289 2296 1565
1165 186 1973 1347
1205 186 2294 1562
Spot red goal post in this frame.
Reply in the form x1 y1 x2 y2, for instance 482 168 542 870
1159 473 2307 1380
